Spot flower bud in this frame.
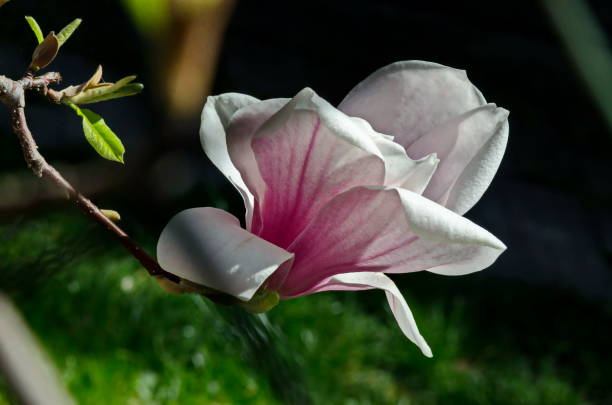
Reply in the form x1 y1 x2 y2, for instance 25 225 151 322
29 32 59 71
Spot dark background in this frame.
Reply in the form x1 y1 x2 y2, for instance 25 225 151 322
1 1 611 404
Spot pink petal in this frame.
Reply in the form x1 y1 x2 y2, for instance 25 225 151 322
278 186 506 297
300 272 432 357
157 207 294 301
228 88 386 248
338 61 487 150
225 98 290 231
200 93 261 227
408 104 509 214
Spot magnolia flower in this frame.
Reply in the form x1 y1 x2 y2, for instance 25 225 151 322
157 61 509 356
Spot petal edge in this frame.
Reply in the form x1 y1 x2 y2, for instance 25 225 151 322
157 207 294 301
339 61 487 149
309 272 433 357
200 93 261 226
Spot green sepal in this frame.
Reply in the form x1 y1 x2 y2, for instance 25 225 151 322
69 104 125 163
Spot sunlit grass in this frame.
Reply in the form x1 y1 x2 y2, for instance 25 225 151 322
0 212 602 404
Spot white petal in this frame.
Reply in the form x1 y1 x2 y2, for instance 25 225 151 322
399 154 439 194
339 60 487 149
350 117 439 193
157 207 294 301
200 93 260 227
314 272 433 357
408 104 509 214
394 186 507 275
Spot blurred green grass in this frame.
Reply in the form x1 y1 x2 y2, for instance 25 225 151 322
0 212 607 404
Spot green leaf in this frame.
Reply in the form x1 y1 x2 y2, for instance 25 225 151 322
70 104 125 163
56 18 82 47
95 83 144 102
25 16 44 44
106 75 136 93
65 75 142 105
75 83 144 104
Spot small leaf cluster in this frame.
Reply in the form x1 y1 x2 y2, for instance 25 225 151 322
60 65 143 106
26 17 81 71
25 16 144 164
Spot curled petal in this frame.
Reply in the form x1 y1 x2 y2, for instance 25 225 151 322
279 186 506 297
408 104 509 214
157 207 294 301
228 88 386 248
304 272 432 357
200 93 260 227
350 117 439 193
398 154 439 194
339 60 487 149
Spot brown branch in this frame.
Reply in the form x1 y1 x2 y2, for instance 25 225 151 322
0 73 179 283
19 72 63 103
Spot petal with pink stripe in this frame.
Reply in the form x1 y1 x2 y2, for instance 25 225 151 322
228 88 386 248
279 186 505 297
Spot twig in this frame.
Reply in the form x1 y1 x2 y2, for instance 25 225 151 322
0 73 179 283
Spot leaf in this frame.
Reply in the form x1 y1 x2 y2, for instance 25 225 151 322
76 83 144 104
95 83 144 102
82 64 103 89
66 75 142 105
29 32 59 71
56 18 82 47
88 83 113 89
59 65 105 98
70 104 125 163
72 65 103 95
25 16 44 44
105 75 137 93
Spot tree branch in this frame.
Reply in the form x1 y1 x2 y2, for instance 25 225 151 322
0 73 179 283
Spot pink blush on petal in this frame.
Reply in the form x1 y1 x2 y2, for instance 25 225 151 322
249 111 385 249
